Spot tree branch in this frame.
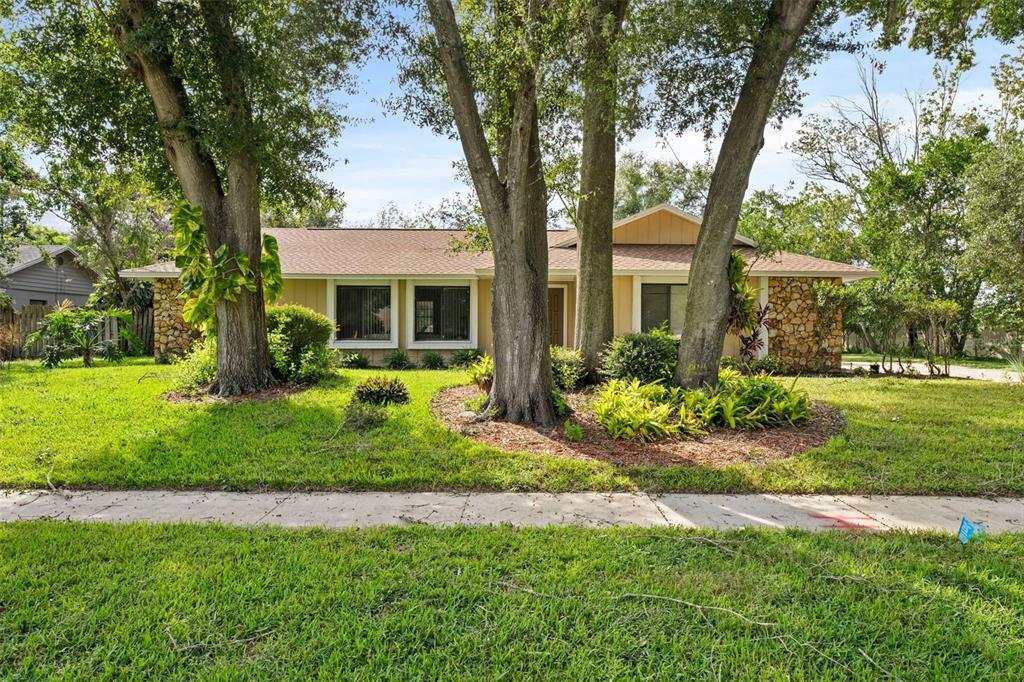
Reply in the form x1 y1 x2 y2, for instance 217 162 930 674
425 0 507 224
114 0 224 220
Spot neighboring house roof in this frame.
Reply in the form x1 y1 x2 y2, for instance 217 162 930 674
121 205 878 283
3 244 86 277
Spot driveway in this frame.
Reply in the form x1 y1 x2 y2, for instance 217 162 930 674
846 361 1019 383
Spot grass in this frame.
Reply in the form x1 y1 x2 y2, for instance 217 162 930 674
0 359 1022 494
843 352 1010 370
2 523 1023 679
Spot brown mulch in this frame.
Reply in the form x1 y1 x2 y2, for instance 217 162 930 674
432 385 846 468
164 384 307 405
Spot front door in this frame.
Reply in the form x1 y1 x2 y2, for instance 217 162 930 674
548 287 565 347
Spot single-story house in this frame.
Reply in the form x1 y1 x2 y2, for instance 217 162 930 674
122 204 877 370
1 245 96 310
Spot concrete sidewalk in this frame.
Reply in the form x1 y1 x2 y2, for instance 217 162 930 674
2 489 1022 534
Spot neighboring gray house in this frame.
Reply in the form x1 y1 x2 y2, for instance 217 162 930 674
1 245 96 310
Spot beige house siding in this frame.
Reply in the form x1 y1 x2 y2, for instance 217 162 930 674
613 211 700 245
612 276 633 335
280 278 328 314
477 277 493 355
264 273 830 367
564 280 577 348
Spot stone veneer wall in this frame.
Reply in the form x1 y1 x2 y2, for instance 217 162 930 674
766 276 843 372
152 278 199 361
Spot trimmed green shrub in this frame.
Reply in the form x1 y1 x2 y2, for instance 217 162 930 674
449 348 483 368
719 355 746 372
173 335 217 394
293 344 334 384
266 305 334 384
749 354 784 375
342 401 387 431
420 351 447 370
467 354 493 389
384 349 414 370
600 327 678 384
550 345 586 390
353 376 410 406
336 351 369 369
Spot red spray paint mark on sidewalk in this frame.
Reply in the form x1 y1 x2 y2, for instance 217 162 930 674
809 513 883 530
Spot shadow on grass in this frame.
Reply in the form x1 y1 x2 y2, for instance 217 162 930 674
40 368 628 492
7 363 1022 496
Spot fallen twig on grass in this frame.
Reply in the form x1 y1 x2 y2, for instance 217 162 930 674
614 592 776 628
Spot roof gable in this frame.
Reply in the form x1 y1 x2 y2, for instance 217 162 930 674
556 204 755 247
4 245 84 277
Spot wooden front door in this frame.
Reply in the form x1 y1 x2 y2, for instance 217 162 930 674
548 287 565 347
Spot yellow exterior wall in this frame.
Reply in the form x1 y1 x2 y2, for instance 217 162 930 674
282 275 742 360
478 277 493 355
564 281 576 348
612 275 633 335
279 278 327 314
613 211 700 245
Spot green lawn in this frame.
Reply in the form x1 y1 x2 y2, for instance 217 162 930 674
843 352 1011 370
2 522 1022 679
0 359 1022 494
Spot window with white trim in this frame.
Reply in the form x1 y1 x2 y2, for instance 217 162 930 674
640 283 688 335
414 286 470 341
335 285 391 341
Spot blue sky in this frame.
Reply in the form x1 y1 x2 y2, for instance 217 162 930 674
326 37 1009 225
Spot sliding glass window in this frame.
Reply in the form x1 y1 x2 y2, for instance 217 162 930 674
414 286 470 341
335 285 392 341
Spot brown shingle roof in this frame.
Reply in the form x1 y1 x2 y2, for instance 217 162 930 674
121 228 877 281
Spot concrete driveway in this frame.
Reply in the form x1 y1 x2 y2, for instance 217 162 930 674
845 361 1020 383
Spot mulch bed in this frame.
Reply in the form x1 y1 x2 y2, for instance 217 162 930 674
432 385 846 468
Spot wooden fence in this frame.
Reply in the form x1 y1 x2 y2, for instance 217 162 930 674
0 304 153 359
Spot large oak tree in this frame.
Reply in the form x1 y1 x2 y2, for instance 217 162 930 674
1 0 369 395
412 0 559 424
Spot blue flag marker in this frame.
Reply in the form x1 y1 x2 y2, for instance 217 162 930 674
958 517 985 544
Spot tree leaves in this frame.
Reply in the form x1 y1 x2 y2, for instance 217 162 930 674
171 202 282 329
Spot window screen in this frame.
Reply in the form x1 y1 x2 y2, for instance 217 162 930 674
640 284 687 335
335 285 391 341
414 286 470 341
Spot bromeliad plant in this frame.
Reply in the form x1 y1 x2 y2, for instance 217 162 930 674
592 379 707 442
593 369 812 441
24 302 139 368
173 201 283 329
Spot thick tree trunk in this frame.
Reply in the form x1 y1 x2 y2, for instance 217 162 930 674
426 0 555 425
575 0 628 377
675 0 819 389
115 0 274 396
489 97 556 425
209 156 275 396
